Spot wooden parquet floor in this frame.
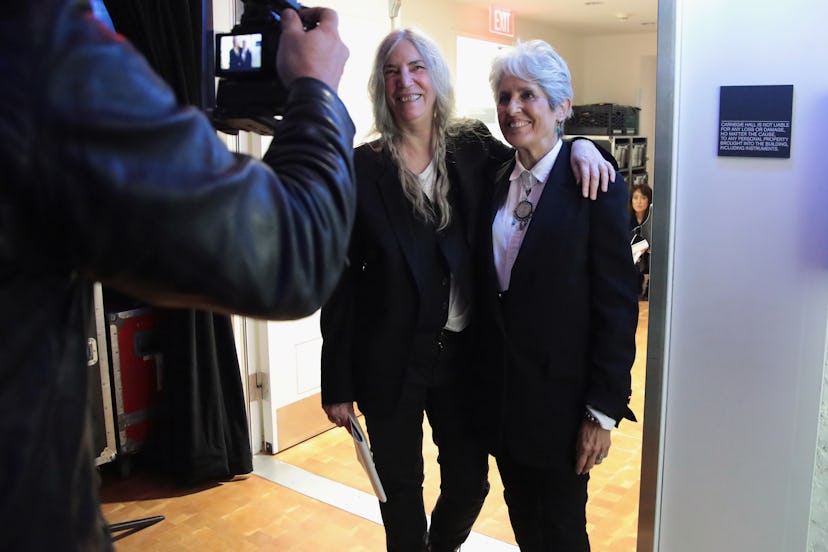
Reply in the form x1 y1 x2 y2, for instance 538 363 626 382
100 302 648 551
100 471 386 551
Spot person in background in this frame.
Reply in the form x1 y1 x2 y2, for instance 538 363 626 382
473 39 639 551
319 28 614 552
630 182 653 298
0 2 354 549
630 182 653 229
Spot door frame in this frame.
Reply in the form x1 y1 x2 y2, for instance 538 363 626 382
212 0 679 547
636 0 676 550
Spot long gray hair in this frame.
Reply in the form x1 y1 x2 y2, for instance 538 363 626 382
368 28 455 231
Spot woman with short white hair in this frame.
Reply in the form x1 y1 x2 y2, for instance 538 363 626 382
473 39 640 551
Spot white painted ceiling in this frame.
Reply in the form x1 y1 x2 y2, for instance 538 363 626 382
453 0 658 35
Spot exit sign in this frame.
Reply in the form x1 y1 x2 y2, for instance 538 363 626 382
489 6 514 37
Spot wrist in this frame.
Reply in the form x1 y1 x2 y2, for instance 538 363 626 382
585 407 616 430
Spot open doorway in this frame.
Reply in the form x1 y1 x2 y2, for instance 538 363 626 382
232 1 668 551
91 0 679 549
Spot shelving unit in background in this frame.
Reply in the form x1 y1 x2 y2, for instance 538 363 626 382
564 103 647 188
568 134 648 188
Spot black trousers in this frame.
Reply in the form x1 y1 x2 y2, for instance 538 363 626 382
495 452 590 552
364 330 489 552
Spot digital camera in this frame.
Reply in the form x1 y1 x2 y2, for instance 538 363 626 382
212 0 303 135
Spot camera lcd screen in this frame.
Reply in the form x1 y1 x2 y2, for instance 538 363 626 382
217 33 263 74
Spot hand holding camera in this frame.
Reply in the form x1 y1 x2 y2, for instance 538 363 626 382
213 2 350 133
278 8 349 91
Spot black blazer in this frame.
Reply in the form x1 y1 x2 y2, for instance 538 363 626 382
321 121 511 415
474 140 639 469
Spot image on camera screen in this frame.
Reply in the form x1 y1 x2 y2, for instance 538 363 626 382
218 33 263 72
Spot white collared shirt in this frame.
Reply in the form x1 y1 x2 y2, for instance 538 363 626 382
491 142 617 430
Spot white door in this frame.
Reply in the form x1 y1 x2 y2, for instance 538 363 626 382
220 0 391 453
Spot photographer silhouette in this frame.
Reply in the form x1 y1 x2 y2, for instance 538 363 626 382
0 1 353 549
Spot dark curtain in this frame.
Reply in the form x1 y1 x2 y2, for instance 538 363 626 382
152 309 253 484
102 1 202 106
102 0 253 484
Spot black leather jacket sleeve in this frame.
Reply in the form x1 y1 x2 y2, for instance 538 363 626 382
0 2 355 548
32 1 357 318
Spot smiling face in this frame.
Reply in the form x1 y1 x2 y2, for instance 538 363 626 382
496 75 571 167
383 39 435 129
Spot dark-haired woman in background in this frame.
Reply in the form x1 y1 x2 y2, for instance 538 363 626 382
630 182 652 230
630 182 653 299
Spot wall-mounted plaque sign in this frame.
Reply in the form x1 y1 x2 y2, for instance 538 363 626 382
718 85 793 158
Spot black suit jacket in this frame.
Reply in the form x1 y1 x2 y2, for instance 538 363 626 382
321 121 511 415
474 140 639 469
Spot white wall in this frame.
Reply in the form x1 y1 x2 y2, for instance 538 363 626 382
815 358 828 550
397 2 657 184
513 19 587 102
582 33 657 107
312 0 391 143
583 34 657 182
656 0 828 550
396 2 655 121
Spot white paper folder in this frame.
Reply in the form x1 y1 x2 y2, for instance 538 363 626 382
632 239 649 264
348 414 387 503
